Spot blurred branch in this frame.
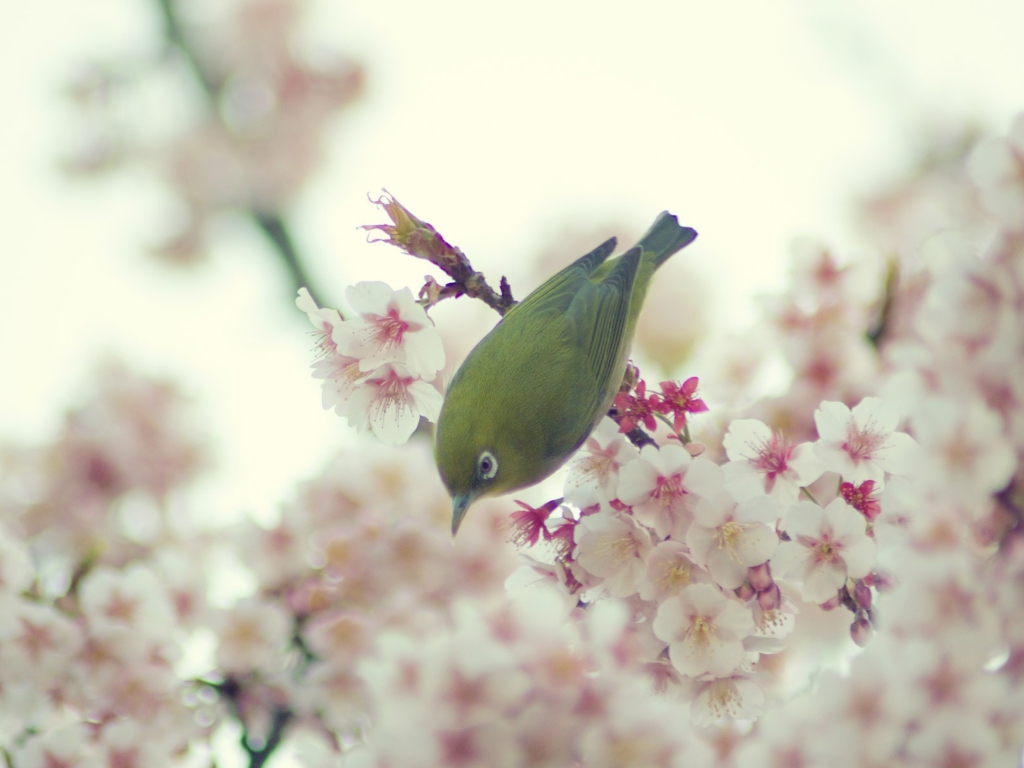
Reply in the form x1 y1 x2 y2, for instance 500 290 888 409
867 258 899 348
253 213 323 307
155 0 327 307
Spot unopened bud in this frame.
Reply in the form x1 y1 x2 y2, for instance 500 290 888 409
868 570 897 593
853 582 873 610
685 442 706 457
850 614 874 647
748 562 773 592
735 581 755 601
757 583 781 611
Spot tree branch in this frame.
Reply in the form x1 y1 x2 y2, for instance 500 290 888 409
363 192 516 316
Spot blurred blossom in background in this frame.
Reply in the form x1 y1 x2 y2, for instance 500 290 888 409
3 0 1024 765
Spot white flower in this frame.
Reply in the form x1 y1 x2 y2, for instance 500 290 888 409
686 493 780 589
333 281 445 377
689 672 765 725
770 498 875 604
911 395 1015 505
638 540 709 602
345 363 443 445
813 397 917 484
213 597 293 675
563 418 635 509
722 419 824 503
573 511 652 598
296 287 365 413
0 601 82 685
78 563 175 638
652 583 754 677
297 287 343 340
617 444 723 539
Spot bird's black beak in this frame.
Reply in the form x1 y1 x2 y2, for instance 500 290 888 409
451 493 474 538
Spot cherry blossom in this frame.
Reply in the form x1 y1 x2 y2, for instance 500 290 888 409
212 597 293 675
657 376 709 432
612 380 661 432
296 287 365 412
770 498 876 604
344 362 443 445
686 493 780 590
333 281 445 377
910 394 1015 504
652 583 755 677
722 419 824 503
573 511 653 598
617 444 723 539
563 417 636 508
638 540 710 603
813 397 917 485
688 672 766 725
78 563 176 638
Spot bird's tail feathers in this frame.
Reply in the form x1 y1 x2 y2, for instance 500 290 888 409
637 211 698 268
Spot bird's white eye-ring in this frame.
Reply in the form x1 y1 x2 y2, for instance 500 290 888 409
477 451 498 480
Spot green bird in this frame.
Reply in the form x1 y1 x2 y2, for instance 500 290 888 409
434 212 698 535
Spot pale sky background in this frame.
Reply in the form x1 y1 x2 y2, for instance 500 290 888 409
3 0 1024 521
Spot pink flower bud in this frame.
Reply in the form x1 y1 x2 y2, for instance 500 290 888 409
735 581 755 601
757 583 781 611
850 614 873 647
853 582 873 610
868 570 897 593
748 562 773 592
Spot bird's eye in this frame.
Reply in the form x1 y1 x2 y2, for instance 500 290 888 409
477 451 498 481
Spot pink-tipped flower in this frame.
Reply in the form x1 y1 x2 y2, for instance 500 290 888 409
841 480 882 522
813 397 917 485
617 444 723 539
297 287 368 412
612 380 661 433
723 419 824 503
770 498 876 604
508 499 560 549
563 418 635 509
333 281 445 378
345 363 443 445
657 376 708 432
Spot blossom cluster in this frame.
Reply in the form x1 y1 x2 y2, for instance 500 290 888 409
220 440 519 761
349 594 711 767
504 391 916 724
297 283 445 444
612 374 708 434
0 366 515 766
0 366 217 765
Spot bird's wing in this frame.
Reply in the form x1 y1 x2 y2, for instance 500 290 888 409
501 237 618 324
566 246 642 420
